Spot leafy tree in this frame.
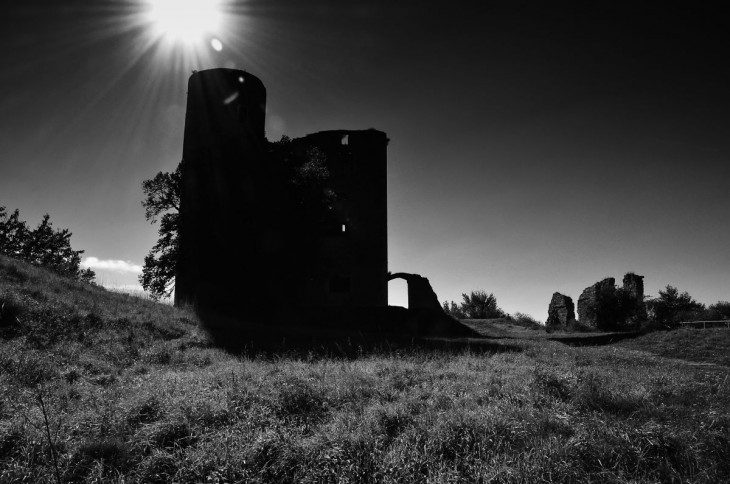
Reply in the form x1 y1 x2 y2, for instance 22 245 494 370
461 290 506 319
443 290 505 319
0 207 27 258
442 300 466 319
706 301 730 320
139 164 181 300
646 285 705 328
0 207 95 283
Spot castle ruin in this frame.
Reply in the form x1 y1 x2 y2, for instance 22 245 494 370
175 69 388 318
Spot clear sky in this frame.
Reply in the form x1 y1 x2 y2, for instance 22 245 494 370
1 1 728 319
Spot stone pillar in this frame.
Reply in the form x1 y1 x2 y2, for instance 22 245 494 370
546 292 575 329
622 272 647 321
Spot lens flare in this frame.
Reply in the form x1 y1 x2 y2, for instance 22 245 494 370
146 0 222 43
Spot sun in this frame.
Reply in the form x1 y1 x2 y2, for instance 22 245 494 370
145 0 223 43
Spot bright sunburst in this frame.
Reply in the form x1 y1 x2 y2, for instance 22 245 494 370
145 0 223 43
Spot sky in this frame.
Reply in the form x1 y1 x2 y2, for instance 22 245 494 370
1 1 728 319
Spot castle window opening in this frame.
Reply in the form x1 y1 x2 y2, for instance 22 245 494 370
341 224 347 233
341 134 349 145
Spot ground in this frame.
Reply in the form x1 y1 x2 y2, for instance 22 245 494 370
1 255 728 483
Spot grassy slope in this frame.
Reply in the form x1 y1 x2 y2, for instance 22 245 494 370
460 318 544 339
1 255 729 483
618 328 730 367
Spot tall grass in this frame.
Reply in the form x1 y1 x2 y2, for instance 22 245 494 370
2 255 729 483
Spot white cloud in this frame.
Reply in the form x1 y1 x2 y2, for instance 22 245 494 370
106 284 145 293
82 257 143 274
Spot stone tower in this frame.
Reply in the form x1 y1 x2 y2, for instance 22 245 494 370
174 68 388 317
175 68 267 311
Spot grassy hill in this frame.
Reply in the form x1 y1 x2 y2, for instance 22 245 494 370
1 255 729 483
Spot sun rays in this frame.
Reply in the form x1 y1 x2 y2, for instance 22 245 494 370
144 0 223 43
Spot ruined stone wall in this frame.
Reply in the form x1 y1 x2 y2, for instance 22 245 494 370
546 292 575 329
289 129 388 309
577 277 615 328
175 69 388 315
388 273 443 312
575 273 647 329
623 272 647 321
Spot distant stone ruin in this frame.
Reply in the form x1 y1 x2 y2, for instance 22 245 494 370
577 277 616 329
571 273 647 330
546 292 576 330
622 273 647 322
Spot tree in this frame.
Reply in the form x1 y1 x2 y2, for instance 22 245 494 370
442 300 466 319
461 290 505 319
706 301 730 320
443 290 505 319
0 207 95 283
646 285 705 328
139 164 181 300
0 207 28 258
138 137 338 301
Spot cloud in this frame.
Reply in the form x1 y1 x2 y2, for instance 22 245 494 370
81 257 143 274
106 284 145 293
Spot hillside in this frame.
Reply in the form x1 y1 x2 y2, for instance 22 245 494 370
618 327 730 367
1 255 729 483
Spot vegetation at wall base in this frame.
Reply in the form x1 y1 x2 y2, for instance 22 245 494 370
2 255 729 483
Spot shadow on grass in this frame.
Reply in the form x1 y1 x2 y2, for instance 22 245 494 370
548 331 644 346
196 306 523 357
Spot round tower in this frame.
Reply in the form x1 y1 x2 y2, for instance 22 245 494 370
175 69 267 309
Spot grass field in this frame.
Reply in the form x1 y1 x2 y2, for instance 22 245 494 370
1 255 729 483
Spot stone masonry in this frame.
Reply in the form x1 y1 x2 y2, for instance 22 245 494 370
622 272 647 321
546 292 576 329
577 277 616 328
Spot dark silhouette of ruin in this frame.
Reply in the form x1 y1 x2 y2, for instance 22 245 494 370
572 273 647 330
175 68 387 316
174 68 473 343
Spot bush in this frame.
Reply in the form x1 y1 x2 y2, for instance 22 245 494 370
443 290 505 319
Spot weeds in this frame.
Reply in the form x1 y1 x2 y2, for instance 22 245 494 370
2 255 730 483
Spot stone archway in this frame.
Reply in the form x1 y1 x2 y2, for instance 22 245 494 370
387 273 444 313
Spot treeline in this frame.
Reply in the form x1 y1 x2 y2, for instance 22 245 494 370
0 207 95 283
648 285 730 329
443 285 730 332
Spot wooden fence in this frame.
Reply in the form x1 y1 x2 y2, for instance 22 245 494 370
679 320 730 329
